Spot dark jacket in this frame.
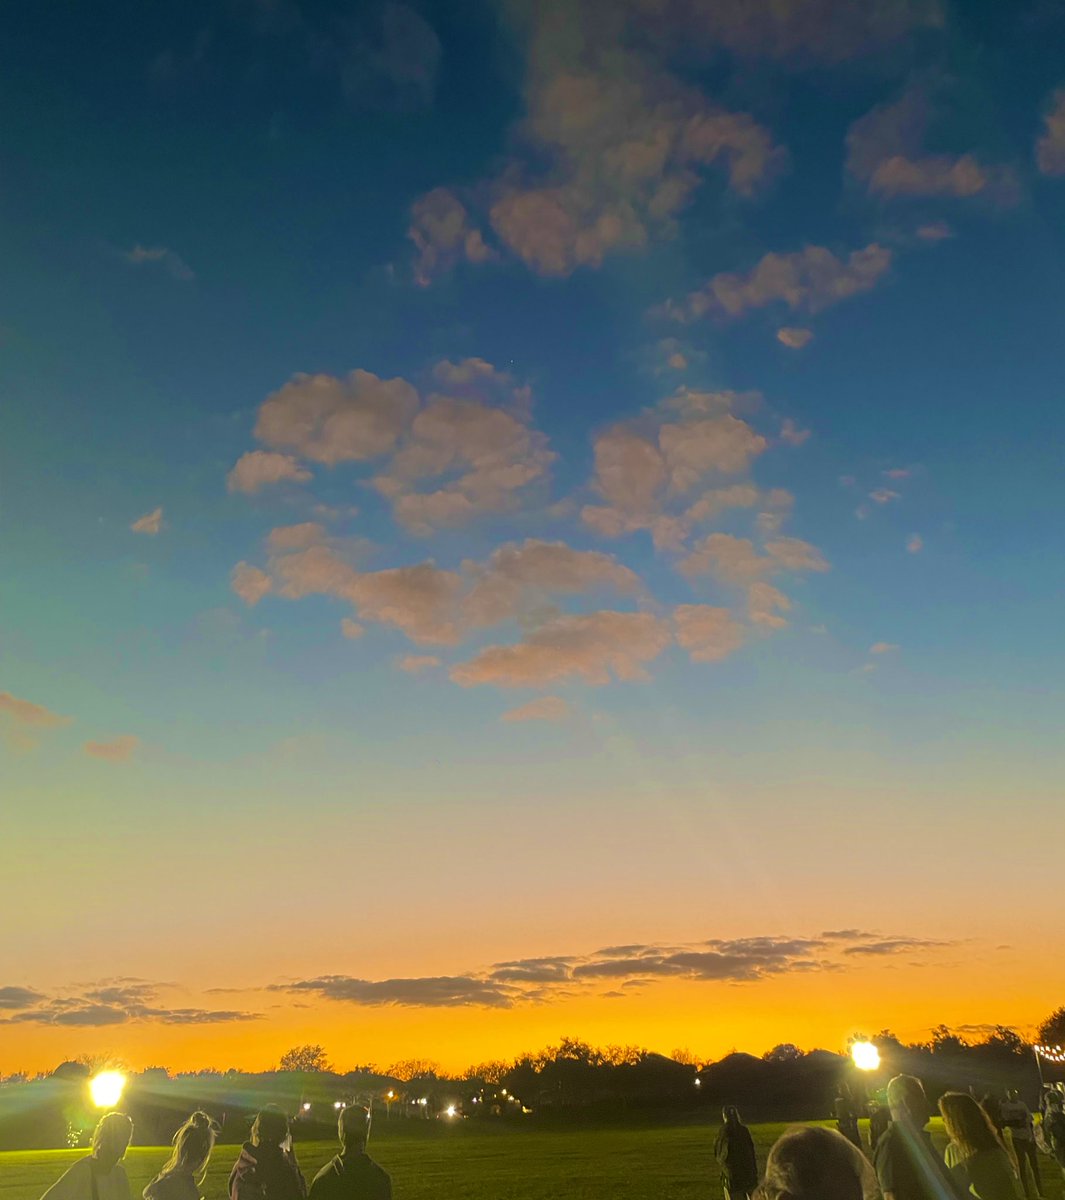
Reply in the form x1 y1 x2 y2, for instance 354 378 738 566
228 1144 307 1200
874 1121 964 1200
308 1153 391 1200
715 1122 759 1194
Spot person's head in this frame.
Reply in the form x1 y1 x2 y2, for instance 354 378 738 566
1007 1089 1020 1102
338 1105 371 1154
758 1126 872 1200
722 1106 742 1126
91 1112 134 1170
939 1092 1003 1158
250 1106 289 1149
158 1112 217 1182
886 1074 931 1127
1046 1092 1063 1111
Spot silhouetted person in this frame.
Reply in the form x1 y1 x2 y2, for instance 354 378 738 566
874 1074 963 1200
41 1113 134 1200
144 1112 218 1200
836 1088 863 1150
939 1092 1022 1200
715 1106 759 1200
1001 1090 1042 1200
229 1107 307 1200
1041 1092 1065 1176
869 1100 891 1150
308 1105 390 1200
757 1125 879 1200
983 1095 1007 1139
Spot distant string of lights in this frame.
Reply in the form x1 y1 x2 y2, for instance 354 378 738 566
1035 1045 1065 1064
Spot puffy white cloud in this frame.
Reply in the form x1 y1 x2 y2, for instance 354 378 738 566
665 243 892 322
847 87 1019 204
1037 88 1065 176
231 562 274 607
84 735 139 762
130 507 164 535
777 327 813 349
255 370 419 466
501 695 571 722
227 451 312 494
451 610 672 688
673 605 746 662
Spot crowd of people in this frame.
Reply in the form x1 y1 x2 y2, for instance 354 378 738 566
32 1075 1065 1200
39 1104 391 1200
718 1078 1065 1200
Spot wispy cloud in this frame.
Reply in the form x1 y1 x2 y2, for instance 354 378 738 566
131 507 164 535
501 696 570 722
84 735 139 763
1036 88 1065 175
0 980 259 1026
123 245 195 281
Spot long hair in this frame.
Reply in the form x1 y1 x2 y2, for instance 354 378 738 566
91 1112 134 1161
758 1125 871 1200
152 1112 217 1184
250 1106 289 1149
939 1092 1007 1160
723 1106 743 1126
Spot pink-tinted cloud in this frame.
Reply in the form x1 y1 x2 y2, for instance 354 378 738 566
869 488 901 504
665 243 892 322
673 605 746 662
398 654 442 673
266 523 328 551
0 692 71 728
869 642 899 654
231 562 274 607
679 532 828 583
130 507 164 535
776 327 814 349
779 418 811 445
227 451 312 494
916 221 954 241
84 735 139 763
847 87 1019 205
747 581 792 628
340 618 365 640
1036 88 1065 176
255 370 419 466
408 188 495 285
501 696 571 723
451 610 672 688
906 533 925 554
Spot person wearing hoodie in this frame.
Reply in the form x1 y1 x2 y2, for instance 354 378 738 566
229 1107 307 1200
143 1112 218 1200
41 1112 134 1200
308 1105 391 1200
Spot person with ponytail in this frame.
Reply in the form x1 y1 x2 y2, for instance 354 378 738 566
143 1112 218 1200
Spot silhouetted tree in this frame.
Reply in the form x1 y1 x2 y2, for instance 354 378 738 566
1039 1009 1065 1047
763 1044 804 1064
278 1045 331 1072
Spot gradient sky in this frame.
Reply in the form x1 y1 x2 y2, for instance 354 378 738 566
2 0 1065 1076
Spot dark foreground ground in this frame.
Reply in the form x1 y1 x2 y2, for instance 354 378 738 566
2 1119 1062 1200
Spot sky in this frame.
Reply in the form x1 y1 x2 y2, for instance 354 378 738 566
2 0 1065 1077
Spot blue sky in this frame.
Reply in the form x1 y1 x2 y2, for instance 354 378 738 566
1 0 1064 1069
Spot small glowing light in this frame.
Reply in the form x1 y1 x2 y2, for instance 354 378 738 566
694 1078 702 1087
445 1105 457 1118
501 1089 507 1096
850 1041 880 1072
302 1103 311 1111
419 1098 428 1106
386 1091 394 1100
89 1071 127 1108
334 1101 343 1109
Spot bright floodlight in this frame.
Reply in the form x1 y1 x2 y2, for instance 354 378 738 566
334 1101 343 1109
445 1105 457 1118
851 1041 880 1071
90 1071 127 1108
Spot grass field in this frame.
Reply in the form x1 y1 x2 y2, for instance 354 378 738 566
2 1120 1062 1200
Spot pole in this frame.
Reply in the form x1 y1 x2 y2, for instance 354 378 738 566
1034 1046 1045 1088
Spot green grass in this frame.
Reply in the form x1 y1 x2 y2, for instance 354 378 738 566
2 1121 1062 1200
